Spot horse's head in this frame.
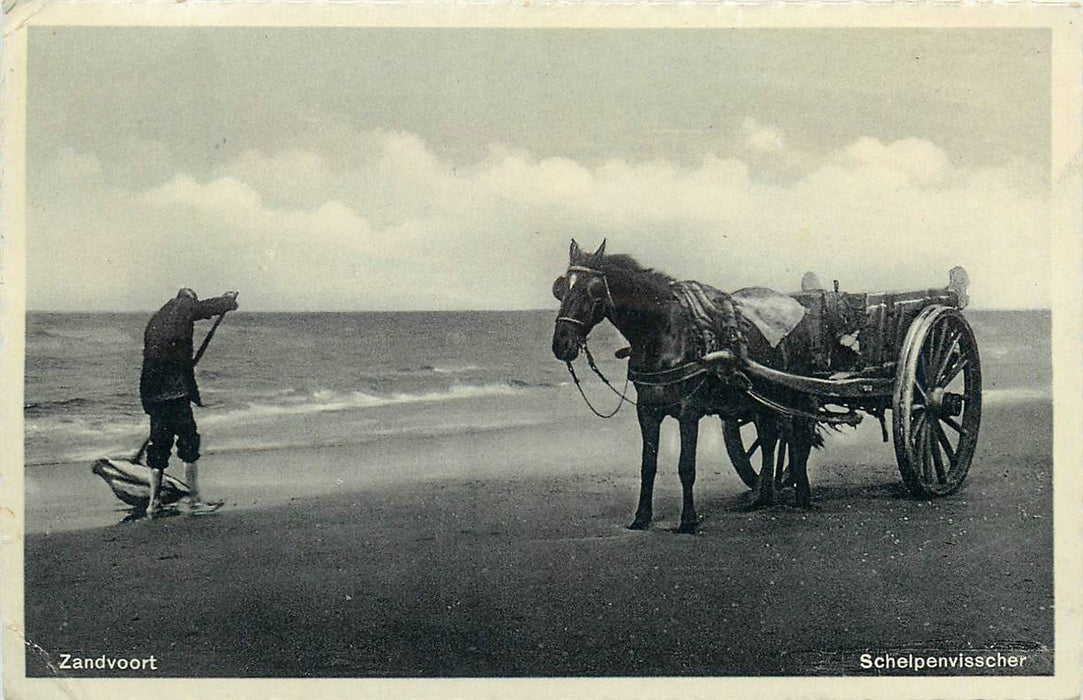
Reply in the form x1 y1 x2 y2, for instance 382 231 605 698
551 238 611 362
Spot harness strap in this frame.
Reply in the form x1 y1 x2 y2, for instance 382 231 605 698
627 362 708 386
745 388 862 426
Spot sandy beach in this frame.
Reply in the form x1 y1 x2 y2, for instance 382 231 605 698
23 397 1053 678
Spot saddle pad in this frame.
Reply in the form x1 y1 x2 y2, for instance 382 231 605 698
731 287 806 348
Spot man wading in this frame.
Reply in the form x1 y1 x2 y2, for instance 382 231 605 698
141 288 239 518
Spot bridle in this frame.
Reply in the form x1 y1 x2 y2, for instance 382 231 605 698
555 265 629 417
555 265 616 328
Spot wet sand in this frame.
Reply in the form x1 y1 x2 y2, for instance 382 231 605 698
23 400 1053 677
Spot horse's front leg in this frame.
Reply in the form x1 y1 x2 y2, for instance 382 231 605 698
629 405 663 530
676 416 700 534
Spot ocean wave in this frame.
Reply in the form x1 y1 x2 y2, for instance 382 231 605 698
30 327 137 346
428 364 481 374
24 397 95 416
24 416 143 440
352 363 486 378
200 382 533 425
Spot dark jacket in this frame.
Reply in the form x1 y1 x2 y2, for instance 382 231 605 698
140 294 238 413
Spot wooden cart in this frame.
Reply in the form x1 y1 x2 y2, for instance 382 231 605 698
717 268 981 498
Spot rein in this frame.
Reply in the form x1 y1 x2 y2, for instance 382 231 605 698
564 341 711 418
565 351 631 418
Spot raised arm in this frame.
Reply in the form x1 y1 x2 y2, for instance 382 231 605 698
193 291 240 320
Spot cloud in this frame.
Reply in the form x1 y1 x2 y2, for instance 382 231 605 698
741 117 786 153
832 137 952 187
31 125 1050 310
732 116 818 180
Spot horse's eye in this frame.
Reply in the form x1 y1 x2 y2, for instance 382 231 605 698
552 275 568 300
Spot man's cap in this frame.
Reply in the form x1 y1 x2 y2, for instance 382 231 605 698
177 288 198 300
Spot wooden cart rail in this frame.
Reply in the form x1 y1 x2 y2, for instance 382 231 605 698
701 350 895 400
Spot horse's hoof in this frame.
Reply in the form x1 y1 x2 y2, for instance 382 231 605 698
676 522 698 534
628 519 651 531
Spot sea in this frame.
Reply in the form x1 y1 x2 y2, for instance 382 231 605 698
24 309 1051 469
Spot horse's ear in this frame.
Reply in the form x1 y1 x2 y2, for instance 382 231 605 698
594 239 606 258
570 239 582 260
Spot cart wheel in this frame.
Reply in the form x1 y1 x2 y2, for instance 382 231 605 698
893 306 982 497
722 418 791 490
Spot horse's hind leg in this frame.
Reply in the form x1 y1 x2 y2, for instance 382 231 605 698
790 420 816 509
629 406 663 530
676 417 700 533
752 416 780 508
773 435 790 490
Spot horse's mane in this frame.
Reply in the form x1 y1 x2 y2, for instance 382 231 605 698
599 254 676 303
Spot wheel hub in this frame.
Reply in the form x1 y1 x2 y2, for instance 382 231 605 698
926 387 964 417
941 392 964 417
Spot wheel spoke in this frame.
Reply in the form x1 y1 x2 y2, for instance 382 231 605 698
745 437 761 459
941 415 966 435
930 432 948 483
934 333 961 385
935 422 957 465
911 411 927 441
919 424 934 484
913 382 929 402
941 355 969 386
930 318 955 366
922 327 936 378
930 322 949 370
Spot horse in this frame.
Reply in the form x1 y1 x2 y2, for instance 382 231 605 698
551 239 823 533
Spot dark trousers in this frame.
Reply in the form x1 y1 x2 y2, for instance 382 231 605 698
146 399 201 471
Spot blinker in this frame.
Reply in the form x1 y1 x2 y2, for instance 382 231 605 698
552 275 569 301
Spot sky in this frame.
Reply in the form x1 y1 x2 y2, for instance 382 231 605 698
27 27 1051 311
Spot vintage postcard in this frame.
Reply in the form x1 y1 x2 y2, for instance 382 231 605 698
2 2 1080 699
